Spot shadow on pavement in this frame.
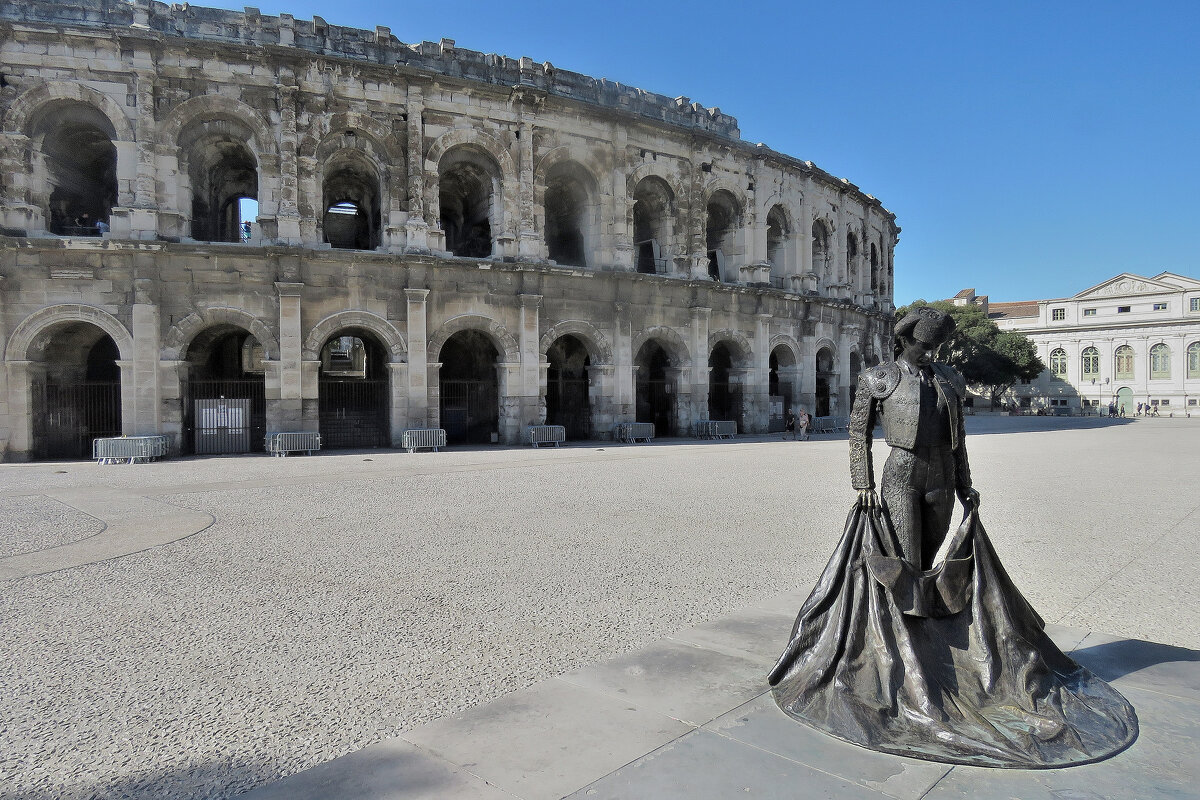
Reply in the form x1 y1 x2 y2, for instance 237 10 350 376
1070 638 1200 682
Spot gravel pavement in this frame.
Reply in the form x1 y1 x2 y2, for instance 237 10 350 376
1 415 1197 800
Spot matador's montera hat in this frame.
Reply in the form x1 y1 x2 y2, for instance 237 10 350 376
894 307 956 348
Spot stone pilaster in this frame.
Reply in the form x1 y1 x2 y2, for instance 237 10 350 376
404 87 430 253
131 279 160 434
613 301 634 421
690 306 711 427
275 282 306 430
517 121 539 258
405 288 430 427
518 294 542 425
274 80 302 243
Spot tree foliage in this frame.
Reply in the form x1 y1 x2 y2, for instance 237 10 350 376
894 300 1044 407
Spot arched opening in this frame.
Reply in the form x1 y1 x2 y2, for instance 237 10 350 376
849 351 863 400
30 101 118 236
870 242 880 295
544 162 594 267
1116 386 1134 416
1050 348 1068 379
183 326 266 454
545 335 591 439
816 346 835 416
705 190 740 282
846 232 858 288
1081 346 1100 379
768 345 796 432
27 322 122 459
635 339 676 436
708 342 742 430
318 330 390 449
322 153 381 250
766 205 788 277
440 146 498 258
179 118 258 242
1150 343 1171 380
1114 345 1135 381
632 176 674 274
1188 341 1200 380
812 220 831 287
440 330 500 444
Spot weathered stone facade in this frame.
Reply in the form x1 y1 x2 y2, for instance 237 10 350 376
0 0 897 460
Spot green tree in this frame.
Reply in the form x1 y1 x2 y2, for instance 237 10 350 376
894 300 1044 408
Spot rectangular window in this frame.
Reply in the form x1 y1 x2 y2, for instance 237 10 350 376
1150 399 1160 406
1192 298 1200 312
1051 308 1066 320
1160 399 1170 406
1189 399 1198 407
1083 308 1097 316
1153 302 1167 311
1117 306 1131 313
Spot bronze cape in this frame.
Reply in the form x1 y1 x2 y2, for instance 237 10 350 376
767 504 1139 768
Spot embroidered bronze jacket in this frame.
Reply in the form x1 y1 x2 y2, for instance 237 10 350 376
848 360 973 491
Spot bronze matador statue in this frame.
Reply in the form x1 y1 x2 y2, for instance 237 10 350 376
767 307 1137 768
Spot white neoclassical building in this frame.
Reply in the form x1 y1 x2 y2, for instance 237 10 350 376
953 273 1200 415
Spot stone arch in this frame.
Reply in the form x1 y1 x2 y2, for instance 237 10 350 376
535 145 605 185
703 178 749 217
428 314 520 364
769 333 803 366
426 128 517 185
159 94 276 159
162 307 279 361
631 325 690 366
303 112 399 162
303 311 407 362
814 336 839 363
6 304 134 363
708 329 754 365
5 81 134 142
539 319 614 365
625 162 683 199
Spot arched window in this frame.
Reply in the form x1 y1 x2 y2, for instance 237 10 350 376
30 101 119 235
1150 343 1171 380
1188 341 1200 379
1081 346 1100 379
1049 348 1067 379
543 162 595 267
812 220 831 285
179 117 259 242
322 152 381 250
766 205 788 273
845 232 858 286
705 190 741 282
440 145 500 258
632 176 674 274
870 243 880 294
1114 345 1134 380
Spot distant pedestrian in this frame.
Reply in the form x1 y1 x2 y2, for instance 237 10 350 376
797 408 811 441
783 409 796 440
241 220 252 240
1136 402 1143 416
1107 400 1115 418
95 218 109 234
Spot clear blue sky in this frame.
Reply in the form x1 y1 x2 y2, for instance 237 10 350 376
210 0 1198 303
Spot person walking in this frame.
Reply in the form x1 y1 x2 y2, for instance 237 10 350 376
783 409 796 440
797 407 811 441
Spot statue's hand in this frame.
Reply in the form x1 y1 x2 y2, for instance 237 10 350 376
958 486 980 509
857 489 879 510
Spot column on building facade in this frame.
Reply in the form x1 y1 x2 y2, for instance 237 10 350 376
686 150 707 279
404 86 429 253
798 331 817 417
689 306 711 429
274 80 303 243
274 282 307 431
404 289 430 428
131 278 160 434
609 124 633 270
747 313 772 433
517 294 542 430
797 203 816 294
517 121 539 259
121 70 159 240
612 301 634 423
5 360 34 459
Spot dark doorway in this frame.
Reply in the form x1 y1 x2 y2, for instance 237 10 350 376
184 328 266 454
708 342 741 430
31 328 121 460
546 335 591 439
635 340 675 437
816 347 835 417
768 349 792 433
34 102 118 236
440 330 500 444
319 331 389 449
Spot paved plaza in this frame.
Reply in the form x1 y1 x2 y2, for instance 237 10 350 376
1 416 1198 799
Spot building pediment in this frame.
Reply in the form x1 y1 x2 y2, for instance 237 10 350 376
1073 273 1185 299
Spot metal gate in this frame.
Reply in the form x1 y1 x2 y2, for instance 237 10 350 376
636 379 674 437
319 379 389 449
441 379 498 444
708 382 743 432
186 379 265 454
31 381 121 460
546 377 590 439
